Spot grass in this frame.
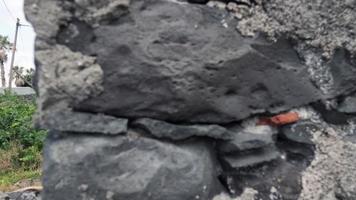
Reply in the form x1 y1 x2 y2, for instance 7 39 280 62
0 92 46 191
0 170 41 191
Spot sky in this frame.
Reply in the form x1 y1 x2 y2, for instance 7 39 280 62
0 0 35 75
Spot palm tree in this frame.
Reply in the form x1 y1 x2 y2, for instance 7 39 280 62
0 36 11 87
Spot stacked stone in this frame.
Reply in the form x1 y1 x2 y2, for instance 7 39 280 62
24 0 356 199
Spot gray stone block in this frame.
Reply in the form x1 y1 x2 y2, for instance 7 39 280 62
42 132 223 200
281 120 319 145
26 0 356 125
218 125 277 153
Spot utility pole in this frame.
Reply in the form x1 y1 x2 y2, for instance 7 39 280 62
8 18 20 89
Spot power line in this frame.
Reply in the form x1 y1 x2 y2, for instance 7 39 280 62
0 0 33 27
1 0 16 22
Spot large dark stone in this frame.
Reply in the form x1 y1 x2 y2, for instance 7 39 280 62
26 0 356 126
42 132 224 200
24 0 356 199
64 0 327 123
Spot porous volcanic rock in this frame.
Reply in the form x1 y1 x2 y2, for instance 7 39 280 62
42 132 223 200
24 0 356 200
26 0 356 125
0 190 41 200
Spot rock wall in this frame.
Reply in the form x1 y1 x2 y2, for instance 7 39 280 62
24 0 356 199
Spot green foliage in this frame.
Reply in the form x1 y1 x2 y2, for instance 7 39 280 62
13 66 34 87
0 35 10 63
23 68 35 85
0 169 41 191
0 35 11 50
0 92 46 172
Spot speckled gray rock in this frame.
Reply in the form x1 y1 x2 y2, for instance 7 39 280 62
218 125 277 153
24 0 356 199
281 121 319 145
0 191 41 200
133 118 233 140
39 110 128 134
73 13 324 123
336 175 356 200
42 132 223 200
337 93 356 114
299 119 356 200
26 0 356 125
236 0 356 56
7 191 40 200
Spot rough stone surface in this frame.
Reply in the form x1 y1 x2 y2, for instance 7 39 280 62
33 45 104 129
218 124 277 153
7 191 40 200
42 132 223 200
337 93 356 114
0 191 41 200
236 0 356 56
39 110 128 134
336 175 356 200
133 118 232 140
26 0 356 125
24 0 356 200
280 120 319 145
219 131 315 200
299 122 356 200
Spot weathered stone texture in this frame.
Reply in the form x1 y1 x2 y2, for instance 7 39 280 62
42 132 223 200
26 0 356 125
23 0 356 199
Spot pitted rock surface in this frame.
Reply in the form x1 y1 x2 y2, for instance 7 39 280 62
0 191 41 200
26 0 356 125
24 0 356 200
218 125 277 153
42 132 223 200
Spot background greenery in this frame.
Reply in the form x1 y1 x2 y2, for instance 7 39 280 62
0 92 46 190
